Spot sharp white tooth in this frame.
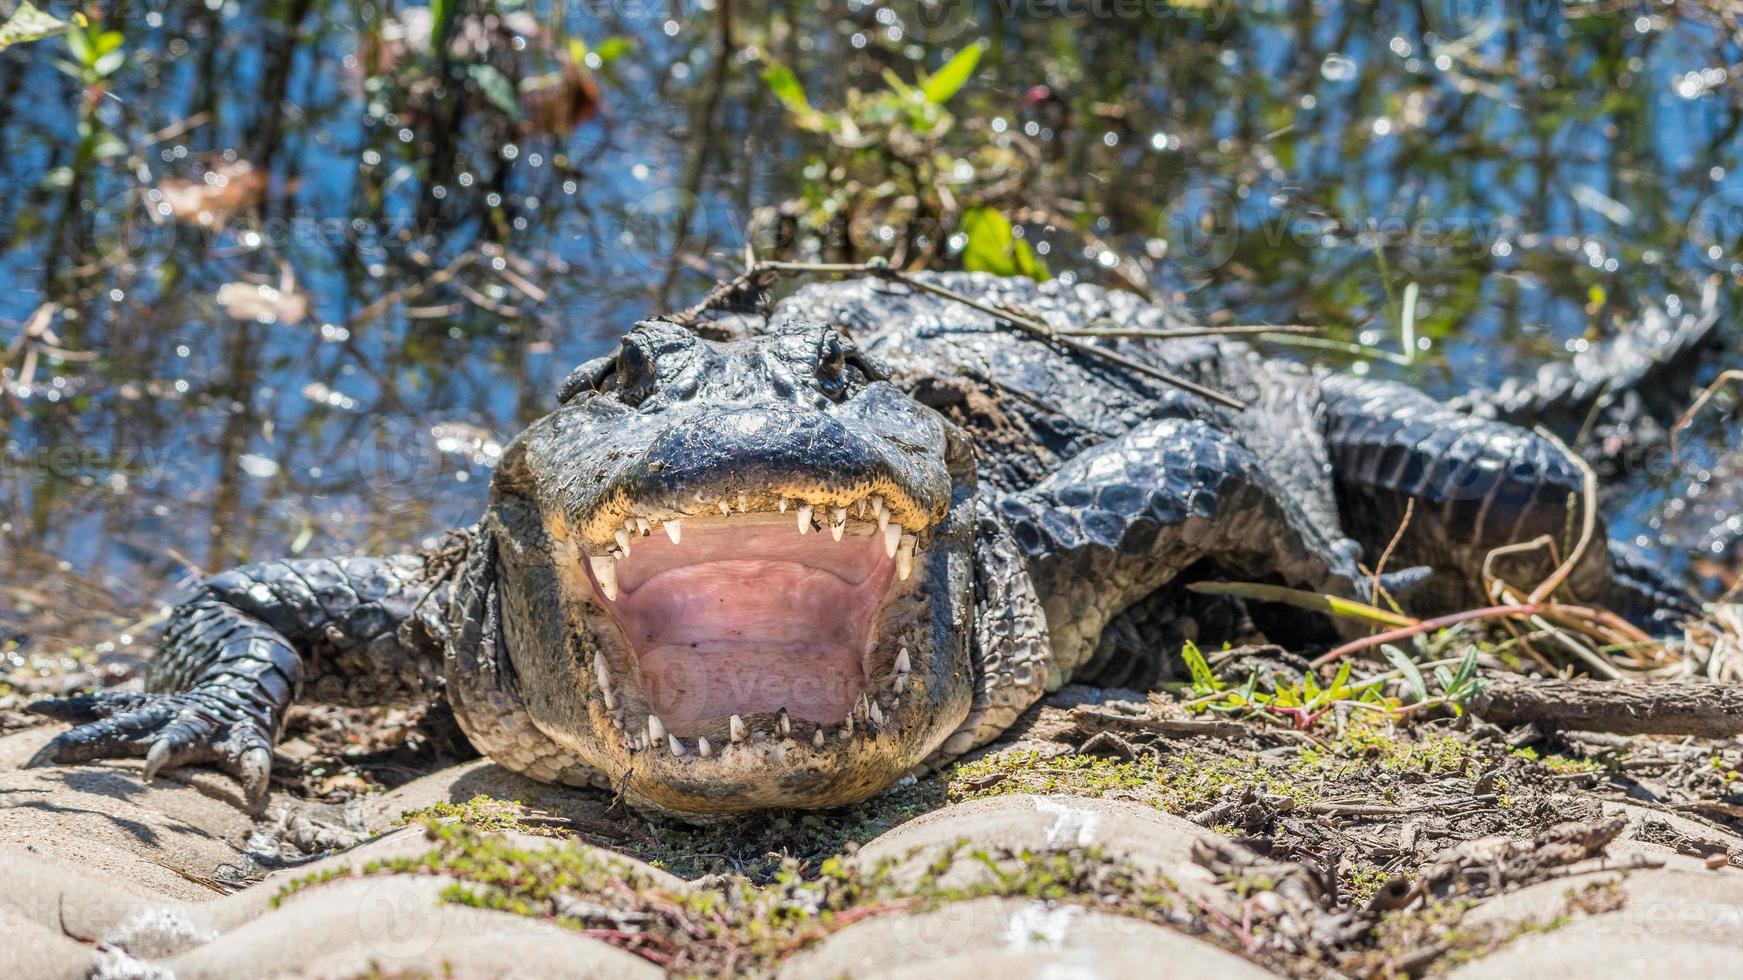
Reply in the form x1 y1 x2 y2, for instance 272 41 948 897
718 499 731 516
797 504 813 534
884 523 902 558
668 734 686 756
779 497 790 512
871 495 884 517
589 556 619 601
830 508 846 541
729 714 747 742
594 656 616 709
894 674 908 694
777 708 791 737
635 517 650 536
840 715 854 740
895 647 911 674
870 700 884 725
897 534 917 580
738 492 748 512
855 498 865 519
647 714 666 746
856 693 870 721
625 518 636 532
697 736 712 758
813 728 825 749
665 519 682 544
615 529 632 555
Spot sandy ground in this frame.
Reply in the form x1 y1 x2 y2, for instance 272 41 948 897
5 701 1743 979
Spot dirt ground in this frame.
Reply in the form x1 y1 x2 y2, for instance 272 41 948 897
5 645 1743 978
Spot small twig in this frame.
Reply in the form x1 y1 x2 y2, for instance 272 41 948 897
1306 794 1499 818
1527 427 1598 605
1370 498 1415 605
1670 369 1743 458
346 251 474 327
1070 705 1248 739
1053 325 1319 340
141 111 212 147
1309 602 1585 669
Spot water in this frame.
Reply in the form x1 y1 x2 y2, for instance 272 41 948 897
2 0 1739 670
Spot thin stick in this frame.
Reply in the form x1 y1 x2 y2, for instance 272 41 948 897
1670 369 1743 458
1054 325 1319 340
1369 498 1415 605
888 270 1246 409
662 259 1248 410
1527 427 1598 605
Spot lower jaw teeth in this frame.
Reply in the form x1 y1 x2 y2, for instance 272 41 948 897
613 698 896 758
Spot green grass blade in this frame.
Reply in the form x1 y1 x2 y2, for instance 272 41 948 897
1186 581 1418 628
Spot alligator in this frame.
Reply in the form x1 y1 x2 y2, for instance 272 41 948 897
24 272 1707 816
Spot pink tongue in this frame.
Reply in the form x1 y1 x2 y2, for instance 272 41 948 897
617 560 880 734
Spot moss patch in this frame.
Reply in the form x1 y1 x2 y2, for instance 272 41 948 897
278 818 1195 975
397 794 569 837
944 717 1506 818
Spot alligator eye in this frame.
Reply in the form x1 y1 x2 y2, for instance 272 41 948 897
816 334 851 399
616 340 657 407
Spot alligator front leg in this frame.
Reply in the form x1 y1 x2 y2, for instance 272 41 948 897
24 554 445 800
996 415 1369 686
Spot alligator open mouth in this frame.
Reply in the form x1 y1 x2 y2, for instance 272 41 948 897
577 493 923 757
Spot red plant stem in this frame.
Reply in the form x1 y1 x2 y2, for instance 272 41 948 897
1308 602 1572 669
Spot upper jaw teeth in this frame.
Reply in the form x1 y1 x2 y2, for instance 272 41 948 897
580 494 923 601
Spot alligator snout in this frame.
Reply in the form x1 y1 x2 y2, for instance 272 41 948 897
487 320 979 812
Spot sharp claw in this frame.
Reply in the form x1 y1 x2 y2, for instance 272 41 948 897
22 741 61 770
143 740 173 782
236 746 272 801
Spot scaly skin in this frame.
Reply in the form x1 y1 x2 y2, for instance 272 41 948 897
27 273 1704 815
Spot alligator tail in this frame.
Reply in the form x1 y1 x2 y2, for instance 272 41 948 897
1450 276 1721 437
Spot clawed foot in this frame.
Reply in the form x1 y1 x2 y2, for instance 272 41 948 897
24 690 276 801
